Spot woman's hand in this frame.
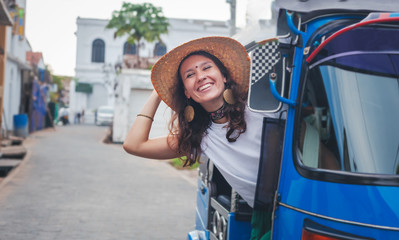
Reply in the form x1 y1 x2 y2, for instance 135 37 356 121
123 90 179 159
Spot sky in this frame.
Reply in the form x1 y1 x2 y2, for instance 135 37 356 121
24 0 271 76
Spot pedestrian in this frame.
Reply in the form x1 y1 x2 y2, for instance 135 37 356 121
81 109 85 124
94 109 98 125
59 108 69 125
76 112 81 124
123 36 284 239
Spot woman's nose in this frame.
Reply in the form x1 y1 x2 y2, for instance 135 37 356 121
196 70 206 82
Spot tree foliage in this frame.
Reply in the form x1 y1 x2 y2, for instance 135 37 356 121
52 74 63 92
106 2 169 59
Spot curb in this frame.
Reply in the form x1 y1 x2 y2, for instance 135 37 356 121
0 148 31 190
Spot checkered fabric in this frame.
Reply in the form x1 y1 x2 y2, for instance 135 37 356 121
250 41 280 85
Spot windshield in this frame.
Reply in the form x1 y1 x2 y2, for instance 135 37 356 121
298 51 399 175
297 21 399 178
319 55 399 174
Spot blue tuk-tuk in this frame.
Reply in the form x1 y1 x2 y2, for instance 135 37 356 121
188 1 399 239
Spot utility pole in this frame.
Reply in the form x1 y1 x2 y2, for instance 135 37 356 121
227 0 237 36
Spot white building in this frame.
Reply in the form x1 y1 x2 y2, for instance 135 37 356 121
72 17 230 126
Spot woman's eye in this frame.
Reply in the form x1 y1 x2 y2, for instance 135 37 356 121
203 65 212 71
186 73 194 78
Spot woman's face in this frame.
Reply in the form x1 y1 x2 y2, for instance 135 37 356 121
179 54 226 112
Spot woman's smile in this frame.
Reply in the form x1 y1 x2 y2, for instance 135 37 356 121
198 82 214 92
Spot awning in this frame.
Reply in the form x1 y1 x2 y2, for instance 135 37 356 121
7 54 32 70
75 82 93 93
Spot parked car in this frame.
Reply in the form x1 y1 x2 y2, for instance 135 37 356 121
95 106 114 126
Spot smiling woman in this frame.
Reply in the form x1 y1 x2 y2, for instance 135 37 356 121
124 36 251 163
122 36 285 240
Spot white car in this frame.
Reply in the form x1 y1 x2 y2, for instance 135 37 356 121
96 106 114 126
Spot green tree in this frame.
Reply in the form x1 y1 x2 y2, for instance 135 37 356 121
50 74 69 105
106 2 169 66
52 74 63 93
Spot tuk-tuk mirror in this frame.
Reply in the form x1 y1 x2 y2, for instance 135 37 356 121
247 38 285 112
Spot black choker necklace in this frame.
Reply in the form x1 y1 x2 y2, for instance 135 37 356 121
208 104 226 121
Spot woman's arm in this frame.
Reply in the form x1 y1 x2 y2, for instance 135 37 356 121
123 90 180 160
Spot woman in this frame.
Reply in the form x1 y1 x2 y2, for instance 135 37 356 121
123 36 283 239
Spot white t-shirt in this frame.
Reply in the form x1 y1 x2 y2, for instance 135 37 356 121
201 107 283 207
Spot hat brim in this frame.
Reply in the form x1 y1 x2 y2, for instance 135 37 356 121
151 36 250 111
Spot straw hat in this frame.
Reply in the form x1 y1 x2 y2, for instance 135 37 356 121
151 36 250 111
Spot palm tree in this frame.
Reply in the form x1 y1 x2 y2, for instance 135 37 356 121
106 2 169 68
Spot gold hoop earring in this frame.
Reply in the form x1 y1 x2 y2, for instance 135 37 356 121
223 89 236 105
184 99 195 122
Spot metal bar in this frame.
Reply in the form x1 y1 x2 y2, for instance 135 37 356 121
211 198 230 220
279 202 399 231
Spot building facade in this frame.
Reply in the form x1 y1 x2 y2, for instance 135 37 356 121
3 0 52 135
1 0 54 137
72 17 230 124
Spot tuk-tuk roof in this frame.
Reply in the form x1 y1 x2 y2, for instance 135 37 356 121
276 0 399 13
306 12 399 64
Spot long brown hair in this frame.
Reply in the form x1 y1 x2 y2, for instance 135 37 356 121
168 51 247 166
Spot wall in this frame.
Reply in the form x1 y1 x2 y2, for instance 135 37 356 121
3 60 21 130
112 69 170 143
3 3 32 133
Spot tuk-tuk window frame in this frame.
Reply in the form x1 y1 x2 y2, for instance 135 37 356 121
293 54 399 187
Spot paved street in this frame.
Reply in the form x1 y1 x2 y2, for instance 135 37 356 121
0 125 197 240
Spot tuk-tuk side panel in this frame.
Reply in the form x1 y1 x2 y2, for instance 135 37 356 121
226 213 252 240
195 177 209 231
277 151 399 227
274 12 399 239
273 206 399 240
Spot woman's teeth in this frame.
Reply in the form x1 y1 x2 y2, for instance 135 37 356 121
198 83 212 91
